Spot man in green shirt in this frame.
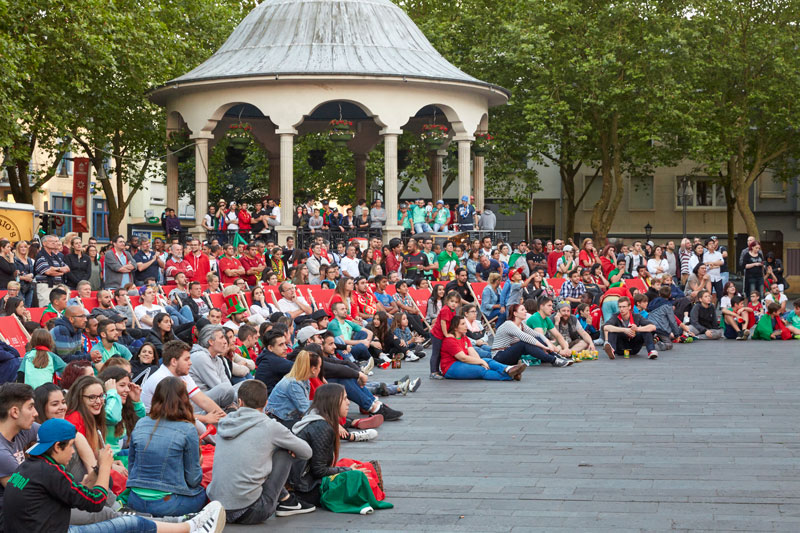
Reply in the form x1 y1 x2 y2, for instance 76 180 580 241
397 204 412 231
421 238 438 280
525 297 572 358
92 321 133 363
607 257 628 288
327 301 375 363
432 200 450 232
411 199 432 234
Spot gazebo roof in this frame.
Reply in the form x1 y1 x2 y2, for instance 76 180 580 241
164 0 508 95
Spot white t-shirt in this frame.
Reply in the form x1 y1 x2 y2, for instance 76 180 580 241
134 304 166 330
340 256 360 278
203 213 215 229
141 364 200 411
647 258 669 276
703 251 723 282
224 211 239 230
222 319 241 332
765 293 787 306
270 205 281 225
278 296 309 314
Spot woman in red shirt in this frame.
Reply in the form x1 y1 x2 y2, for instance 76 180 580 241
599 244 618 277
327 277 358 320
440 316 526 380
578 238 599 269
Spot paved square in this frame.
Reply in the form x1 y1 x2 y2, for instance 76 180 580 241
229 342 800 532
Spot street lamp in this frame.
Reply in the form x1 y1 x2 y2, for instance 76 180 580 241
679 176 689 241
644 222 653 241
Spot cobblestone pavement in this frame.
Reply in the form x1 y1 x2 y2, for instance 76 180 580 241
228 341 800 532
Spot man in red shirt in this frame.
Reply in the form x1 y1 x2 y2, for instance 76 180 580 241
164 243 195 282
384 238 404 275
546 239 565 278
185 238 210 283
218 243 246 285
239 244 266 287
237 201 252 240
353 277 378 321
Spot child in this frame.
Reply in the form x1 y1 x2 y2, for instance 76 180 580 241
392 312 426 359
575 303 599 340
429 290 461 380
787 299 800 331
746 290 763 329
20 329 66 389
633 293 649 319
720 295 752 340
752 302 800 340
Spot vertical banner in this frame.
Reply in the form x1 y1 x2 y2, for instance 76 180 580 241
72 157 90 233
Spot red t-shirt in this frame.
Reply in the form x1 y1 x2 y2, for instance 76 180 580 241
237 209 252 231
547 252 563 278
65 410 88 440
440 336 472 375
431 306 455 340
218 256 244 285
239 254 265 287
186 253 211 283
578 250 598 268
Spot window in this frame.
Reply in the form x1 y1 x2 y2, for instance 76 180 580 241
675 176 726 209
50 194 73 237
629 175 654 210
759 173 786 198
92 198 109 241
581 173 603 210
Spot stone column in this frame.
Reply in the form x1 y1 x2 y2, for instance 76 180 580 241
268 154 280 199
354 154 368 201
166 151 178 211
457 139 473 202
382 131 403 243
191 137 210 240
474 154 485 211
429 150 444 202
275 129 297 244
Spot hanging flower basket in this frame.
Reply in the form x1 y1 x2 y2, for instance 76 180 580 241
328 120 354 147
229 123 252 150
166 129 190 153
421 124 448 150
473 133 494 156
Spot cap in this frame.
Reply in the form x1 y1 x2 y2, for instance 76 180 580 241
461 195 469 201
710 235 718 240
562 244 574 252
646 240 655 247
297 325 327 343
436 200 444 204
509 267 525 279
310 309 329 322
28 419 76 456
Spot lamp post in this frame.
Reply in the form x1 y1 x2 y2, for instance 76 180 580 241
644 222 653 242
679 176 689 241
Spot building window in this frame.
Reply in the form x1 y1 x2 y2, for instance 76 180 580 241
758 173 786 199
92 198 109 241
582 173 603 210
675 176 726 209
50 194 73 237
629 175 654 210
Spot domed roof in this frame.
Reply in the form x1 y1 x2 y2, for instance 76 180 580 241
166 0 506 94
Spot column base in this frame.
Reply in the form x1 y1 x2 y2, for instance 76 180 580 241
382 225 403 244
276 225 297 245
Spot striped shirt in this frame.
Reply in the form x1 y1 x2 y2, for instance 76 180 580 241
679 248 692 275
491 321 549 351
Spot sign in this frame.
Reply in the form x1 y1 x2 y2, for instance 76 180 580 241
0 202 35 241
72 157 90 232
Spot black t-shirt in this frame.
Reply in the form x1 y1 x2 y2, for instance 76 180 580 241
526 252 546 265
251 209 268 234
404 252 429 277
445 280 474 302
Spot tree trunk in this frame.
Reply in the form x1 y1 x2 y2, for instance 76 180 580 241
562 166 576 241
590 114 624 246
734 185 759 239
723 179 737 271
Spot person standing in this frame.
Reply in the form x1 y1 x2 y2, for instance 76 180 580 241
103 235 137 290
0 240 18 294
63 236 91 290
369 199 386 232
456 196 477 231
133 238 162 286
34 235 70 307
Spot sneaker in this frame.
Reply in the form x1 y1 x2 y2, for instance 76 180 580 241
414 349 427 359
348 429 378 442
742 329 750 340
350 414 384 430
360 358 375 374
397 379 410 395
409 377 421 392
593 338 605 346
375 382 390 396
377 403 403 421
430 372 444 380
603 342 616 360
188 500 225 532
394 375 410 385
552 357 573 367
275 494 316 517
378 353 392 363
404 352 420 362
422 338 432 348
795 334 800 340
648 350 658 359
506 362 527 380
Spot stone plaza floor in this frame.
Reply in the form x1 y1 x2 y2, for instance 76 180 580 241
229 340 800 532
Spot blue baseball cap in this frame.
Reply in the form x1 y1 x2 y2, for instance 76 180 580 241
28 419 76 456
461 195 469 201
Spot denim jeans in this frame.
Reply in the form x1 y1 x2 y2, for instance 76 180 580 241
69 515 157 533
745 276 763 297
433 223 448 233
21 287 34 308
445 358 512 380
485 308 507 327
328 377 377 411
473 343 492 358
493 342 555 365
166 305 192 326
127 488 207 517
365 381 399 395
430 336 443 374
349 330 371 362
414 223 432 233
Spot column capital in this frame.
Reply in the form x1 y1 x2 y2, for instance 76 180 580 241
453 136 475 143
190 134 213 141
275 128 298 136
379 128 403 137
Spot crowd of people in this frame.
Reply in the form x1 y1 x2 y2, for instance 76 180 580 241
0 200 798 531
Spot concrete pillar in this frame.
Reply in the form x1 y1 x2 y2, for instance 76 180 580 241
429 150 444 202
382 131 403 243
269 154 280 199
191 137 210 239
355 154 368 201
166 152 178 211
474 154 485 211
275 130 297 244
457 139 472 202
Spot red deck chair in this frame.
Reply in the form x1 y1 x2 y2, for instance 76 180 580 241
624 278 648 295
407 288 432 327
81 297 100 312
207 293 226 310
0 316 30 357
547 277 566 296
27 307 46 324
304 287 334 313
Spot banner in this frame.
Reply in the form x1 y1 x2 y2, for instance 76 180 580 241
72 157 90 232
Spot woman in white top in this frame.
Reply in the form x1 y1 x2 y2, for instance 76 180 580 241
134 286 166 329
224 201 240 231
202 205 217 233
647 245 669 276
249 285 278 322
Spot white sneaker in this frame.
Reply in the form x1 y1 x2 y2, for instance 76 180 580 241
188 500 225 533
361 358 375 374
397 379 410 395
349 429 378 442
404 352 420 362
378 353 392 363
409 377 421 392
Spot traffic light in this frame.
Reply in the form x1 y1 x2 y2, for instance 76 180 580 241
38 213 50 236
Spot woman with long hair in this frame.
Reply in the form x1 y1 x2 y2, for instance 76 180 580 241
686 263 713 301
292 264 310 285
65 375 108 457
440 316 526 381
13 240 35 306
599 244 617 278
86 244 103 291
742 241 765 297
391 311 427 360
2 295 32 323
320 264 338 289
328 277 358 320
99 366 145 456
126 377 206 516
145 312 175 356
358 247 375 278
460 304 492 358
131 342 160 385
590 263 610 291
522 269 554 302
0 239 17 293
268 246 288 282
21 328 64 389
60 360 94 390
578 238 599 269
267 350 322 427
249 285 278 321
647 245 669 276
480 272 507 326
426 284 446 323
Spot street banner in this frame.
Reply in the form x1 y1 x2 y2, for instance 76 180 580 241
72 157 90 232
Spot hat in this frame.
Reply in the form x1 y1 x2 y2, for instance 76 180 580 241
509 267 525 279
461 195 469 202
646 240 655 247
309 309 328 322
224 294 248 317
436 200 444 204
562 244 574 252
710 235 718 240
297 325 327 343
28 419 76 456
555 301 571 312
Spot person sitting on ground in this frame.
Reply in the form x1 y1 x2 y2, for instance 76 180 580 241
208 379 315 524
461 304 492 358
525 297 573 359
764 282 788 315
440 315 526 381
752 302 800 340
479 272 507 327
688 289 723 339
602 296 659 359
646 286 693 344
392 280 430 338
327 302 374 364
392 311 428 360
553 301 594 353
721 295 753 340
492 303 572 368
267 350 322 428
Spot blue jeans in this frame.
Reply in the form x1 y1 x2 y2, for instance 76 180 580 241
601 298 619 324
349 330 371 362
745 276 762 297
69 516 157 533
433 223 448 232
165 305 192 326
445 358 512 380
21 288 34 308
127 488 206 517
414 223 432 233
328 377 377 411
430 336 443 374
493 342 556 365
474 343 492 358
486 308 507 327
